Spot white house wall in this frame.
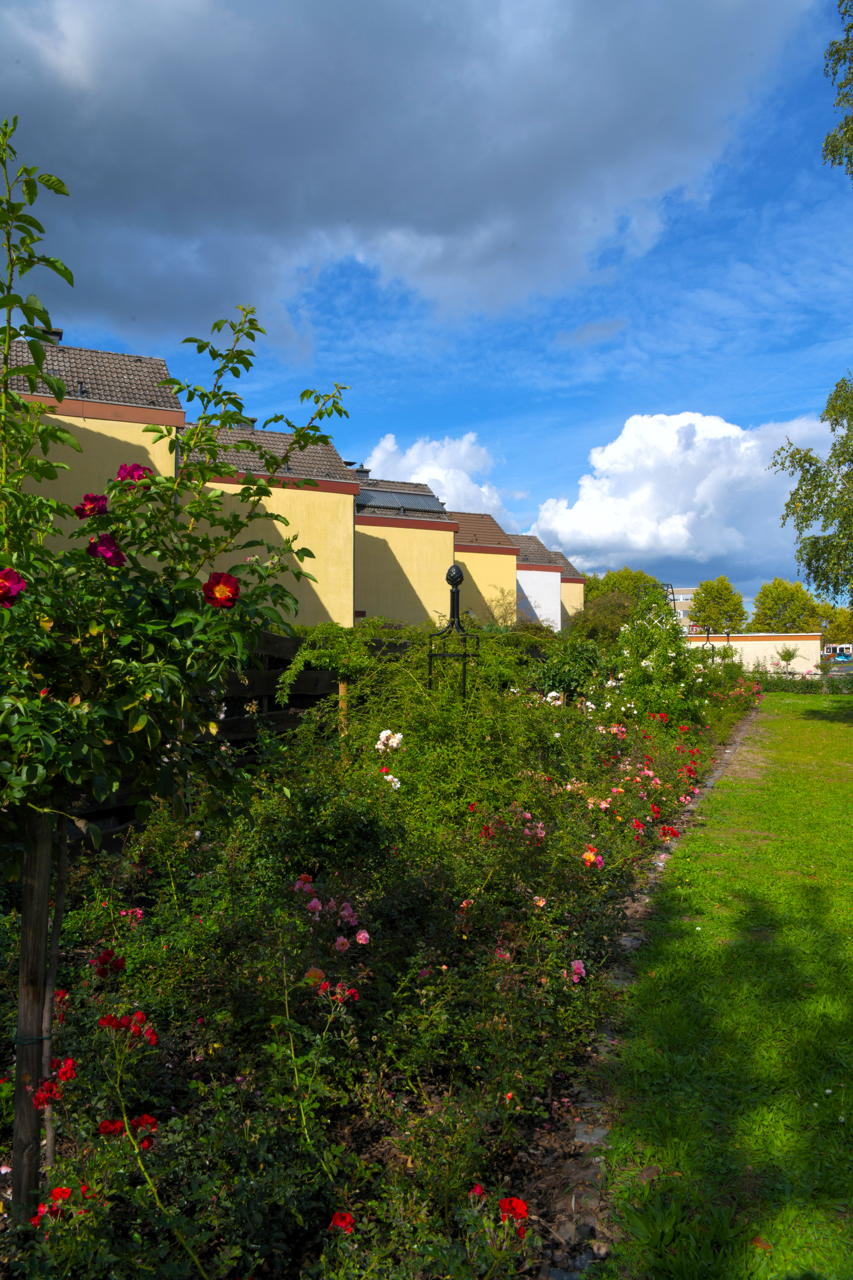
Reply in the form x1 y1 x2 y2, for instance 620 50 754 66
516 568 561 631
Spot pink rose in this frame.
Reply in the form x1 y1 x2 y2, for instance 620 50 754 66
355 929 370 945
0 567 26 607
334 936 350 953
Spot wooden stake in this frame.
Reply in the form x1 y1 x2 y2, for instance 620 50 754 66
12 810 53 1217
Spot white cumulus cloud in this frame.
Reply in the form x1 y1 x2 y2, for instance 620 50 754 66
363 431 510 520
531 410 831 583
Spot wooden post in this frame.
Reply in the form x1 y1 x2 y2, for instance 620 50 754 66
42 826 69 1169
338 679 348 735
12 810 53 1217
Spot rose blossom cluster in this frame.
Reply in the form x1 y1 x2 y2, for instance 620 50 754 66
71 464 241 607
89 947 126 978
293 875 370 952
32 1056 77 1110
374 729 402 753
467 1186 530 1241
30 1184 97 1230
98 1112 158 1149
97 1009 158 1046
581 844 604 869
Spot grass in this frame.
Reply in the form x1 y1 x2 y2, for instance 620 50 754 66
597 694 853 1280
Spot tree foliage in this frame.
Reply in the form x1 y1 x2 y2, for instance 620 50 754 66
773 378 853 605
773 5 853 605
689 576 747 633
823 0 853 179
584 565 661 604
747 578 825 633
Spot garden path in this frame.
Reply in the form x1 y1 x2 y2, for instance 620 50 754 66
528 694 852 1280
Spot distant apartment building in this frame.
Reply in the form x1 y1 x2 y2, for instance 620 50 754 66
671 586 698 631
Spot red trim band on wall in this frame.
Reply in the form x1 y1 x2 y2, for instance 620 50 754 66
455 542 519 556
21 395 185 427
356 515 459 532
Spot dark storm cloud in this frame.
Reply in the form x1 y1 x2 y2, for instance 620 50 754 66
0 0 819 344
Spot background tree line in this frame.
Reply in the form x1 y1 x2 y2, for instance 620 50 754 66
566 567 851 644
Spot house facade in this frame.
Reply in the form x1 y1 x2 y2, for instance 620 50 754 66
353 476 457 625
447 511 519 625
12 337 586 632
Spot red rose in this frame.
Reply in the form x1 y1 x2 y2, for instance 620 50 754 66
87 534 126 567
51 1188 72 1202
202 572 240 609
499 1195 528 1223
98 1119 123 1135
0 567 26 608
115 462 153 484
74 493 108 518
329 1210 355 1233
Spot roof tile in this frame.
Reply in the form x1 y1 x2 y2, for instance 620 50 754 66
10 340 181 412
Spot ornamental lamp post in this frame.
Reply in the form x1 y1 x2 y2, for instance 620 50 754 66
428 565 479 697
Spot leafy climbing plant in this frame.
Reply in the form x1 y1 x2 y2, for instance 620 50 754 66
0 115 348 1217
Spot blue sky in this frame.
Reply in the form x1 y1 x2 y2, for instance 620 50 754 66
2 0 850 603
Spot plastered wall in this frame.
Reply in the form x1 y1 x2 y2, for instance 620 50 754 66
687 633 822 674
355 522 456 625
453 548 517 625
516 567 561 631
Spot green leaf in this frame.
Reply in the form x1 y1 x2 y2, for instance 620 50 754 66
171 609 200 628
37 172 70 196
40 255 74 286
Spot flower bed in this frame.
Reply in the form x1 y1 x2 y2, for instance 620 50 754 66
0 612 761 1278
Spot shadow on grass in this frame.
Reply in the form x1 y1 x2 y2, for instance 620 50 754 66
798 699 853 727
597 879 851 1280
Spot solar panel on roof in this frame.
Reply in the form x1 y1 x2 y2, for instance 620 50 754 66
358 488 445 513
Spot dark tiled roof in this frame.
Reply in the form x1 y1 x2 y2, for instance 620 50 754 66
9 340 181 412
448 511 519 549
516 534 561 566
188 424 355 482
546 549 584 577
356 477 452 520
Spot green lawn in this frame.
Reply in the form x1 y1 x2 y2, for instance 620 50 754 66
598 694 853 1280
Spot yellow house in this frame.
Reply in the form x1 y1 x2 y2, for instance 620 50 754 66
353 476 457 625
12 338 182 505
11 338 356 626
201 425 357 626
447 511 519 625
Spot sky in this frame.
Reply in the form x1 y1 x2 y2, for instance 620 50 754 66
2 0 851 604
